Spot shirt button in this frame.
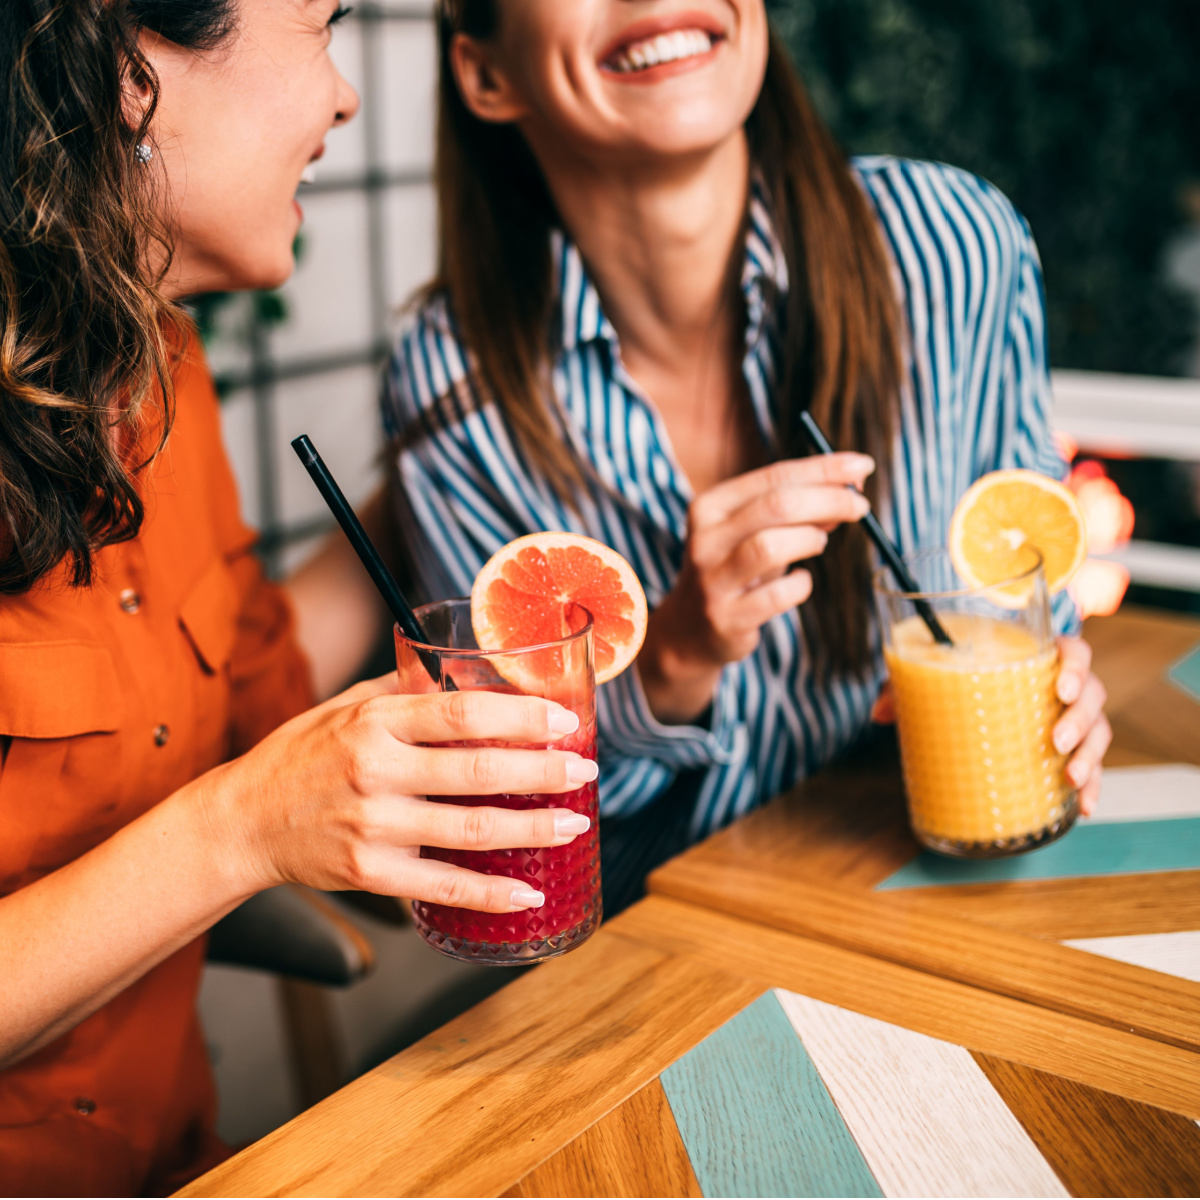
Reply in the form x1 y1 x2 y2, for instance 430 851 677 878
74 1097 96 1115
118 588 141 614
153 724 170 747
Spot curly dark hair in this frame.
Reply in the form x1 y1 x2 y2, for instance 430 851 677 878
0 0 236 595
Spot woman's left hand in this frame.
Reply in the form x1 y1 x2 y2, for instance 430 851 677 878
1053 635 1112 816
871 634 1112 816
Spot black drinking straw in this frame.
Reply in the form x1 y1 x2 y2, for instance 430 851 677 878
798 412 954 647
290 435 446 684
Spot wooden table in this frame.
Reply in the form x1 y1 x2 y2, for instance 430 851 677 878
180 606 1200 1197
648 606 1200 1056
1078 605 1200 768
180 900 1200 1197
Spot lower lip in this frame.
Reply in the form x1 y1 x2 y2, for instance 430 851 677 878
600 40 722 85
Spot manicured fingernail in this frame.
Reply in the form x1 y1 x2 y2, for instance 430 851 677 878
1069 759 1088 786
547 707 579 735
566 758 599 785
554 812 591 837
1058 675 1081 703
851 454 876 472
1054 724 1074 754
510 886 545 909
854 495 871 516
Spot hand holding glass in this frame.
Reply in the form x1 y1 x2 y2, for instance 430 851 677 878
396 599 602 963
876 550 1077 857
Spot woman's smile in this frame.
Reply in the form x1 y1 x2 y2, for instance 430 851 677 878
599 14 726 82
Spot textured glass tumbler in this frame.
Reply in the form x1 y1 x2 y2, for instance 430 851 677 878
875 550 1078 858
395 599 601 964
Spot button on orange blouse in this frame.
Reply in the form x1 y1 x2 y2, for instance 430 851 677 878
0 333 315 1196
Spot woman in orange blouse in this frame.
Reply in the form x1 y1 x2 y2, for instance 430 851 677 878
0 3 595 1194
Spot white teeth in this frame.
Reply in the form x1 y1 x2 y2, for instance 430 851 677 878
607 28 714 74
300 164 317 184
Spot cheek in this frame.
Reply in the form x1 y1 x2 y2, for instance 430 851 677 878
175 102 312 290
181 159 299 289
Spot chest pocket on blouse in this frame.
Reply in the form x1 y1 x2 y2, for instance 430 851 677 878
178 557 239 674
0 642 124 892
0 642 124 739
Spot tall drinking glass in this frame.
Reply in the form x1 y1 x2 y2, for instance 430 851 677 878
395 599 601 964
874 550 1078 858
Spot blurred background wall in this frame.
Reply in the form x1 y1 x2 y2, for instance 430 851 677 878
197 0 1200 1149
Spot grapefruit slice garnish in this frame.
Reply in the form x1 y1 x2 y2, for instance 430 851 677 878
471 532 648 686
949 469 1087 595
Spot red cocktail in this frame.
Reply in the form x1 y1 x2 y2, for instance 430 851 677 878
395 599 601 964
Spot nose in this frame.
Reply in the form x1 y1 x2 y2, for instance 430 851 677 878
333 68 361 126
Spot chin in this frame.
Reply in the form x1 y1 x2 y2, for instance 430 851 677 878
609 86 758 154
227 248 297 294
618 114 748 159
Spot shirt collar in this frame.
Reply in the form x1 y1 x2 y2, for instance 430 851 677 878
741 175 790 346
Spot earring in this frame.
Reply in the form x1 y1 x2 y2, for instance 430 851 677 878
135 142 154 165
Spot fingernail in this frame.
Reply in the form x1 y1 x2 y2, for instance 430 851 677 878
510 886 545 909
854 495 871 516
1058 675 1081 703
547 707 579 735
851 454 876 472
1069 760 1087 786
554 812 591 837
566 758 599 785
1054 724 1074 754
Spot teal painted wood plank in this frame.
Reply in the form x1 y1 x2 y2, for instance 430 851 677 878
660 991 883 1198
877 816 1200 890
1169 644 1200 703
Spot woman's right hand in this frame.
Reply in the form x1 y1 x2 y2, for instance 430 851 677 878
199 678 597 914
638 453 875 723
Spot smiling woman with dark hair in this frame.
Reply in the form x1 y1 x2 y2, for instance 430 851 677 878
0 3 595 1192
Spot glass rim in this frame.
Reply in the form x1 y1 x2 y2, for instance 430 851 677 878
395 596 595 658
872 546 1045 602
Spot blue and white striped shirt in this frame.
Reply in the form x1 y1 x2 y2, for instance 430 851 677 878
382 156 1076 839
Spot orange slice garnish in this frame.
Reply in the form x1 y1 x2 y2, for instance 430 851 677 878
949 469 1088 595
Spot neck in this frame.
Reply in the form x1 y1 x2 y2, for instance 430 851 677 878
526 130 751 372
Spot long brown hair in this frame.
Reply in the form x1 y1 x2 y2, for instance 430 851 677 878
433 2 902 670
0 0 234 596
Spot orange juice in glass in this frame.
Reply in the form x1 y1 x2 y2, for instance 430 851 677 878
875 550 1077 857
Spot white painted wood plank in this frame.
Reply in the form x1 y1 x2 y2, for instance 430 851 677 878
1052 369 1200 460
1084 765 1200 823
774 989 1068 1199
1095 541 1200 593
1062 931 1200 984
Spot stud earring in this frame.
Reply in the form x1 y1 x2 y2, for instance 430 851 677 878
135 142 154 165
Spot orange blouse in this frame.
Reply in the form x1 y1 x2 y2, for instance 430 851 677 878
0 333 314 1196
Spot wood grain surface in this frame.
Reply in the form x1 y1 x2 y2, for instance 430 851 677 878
975 1052 1200 1198
882 872 1200 938
503 1079 701 1199
649 853 1200 1053
1084 607 1200 767
659 991 882 1198
1063 931 1200 983
611 896 1200 1119
179 930 760 1198
774 990 1066 1199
